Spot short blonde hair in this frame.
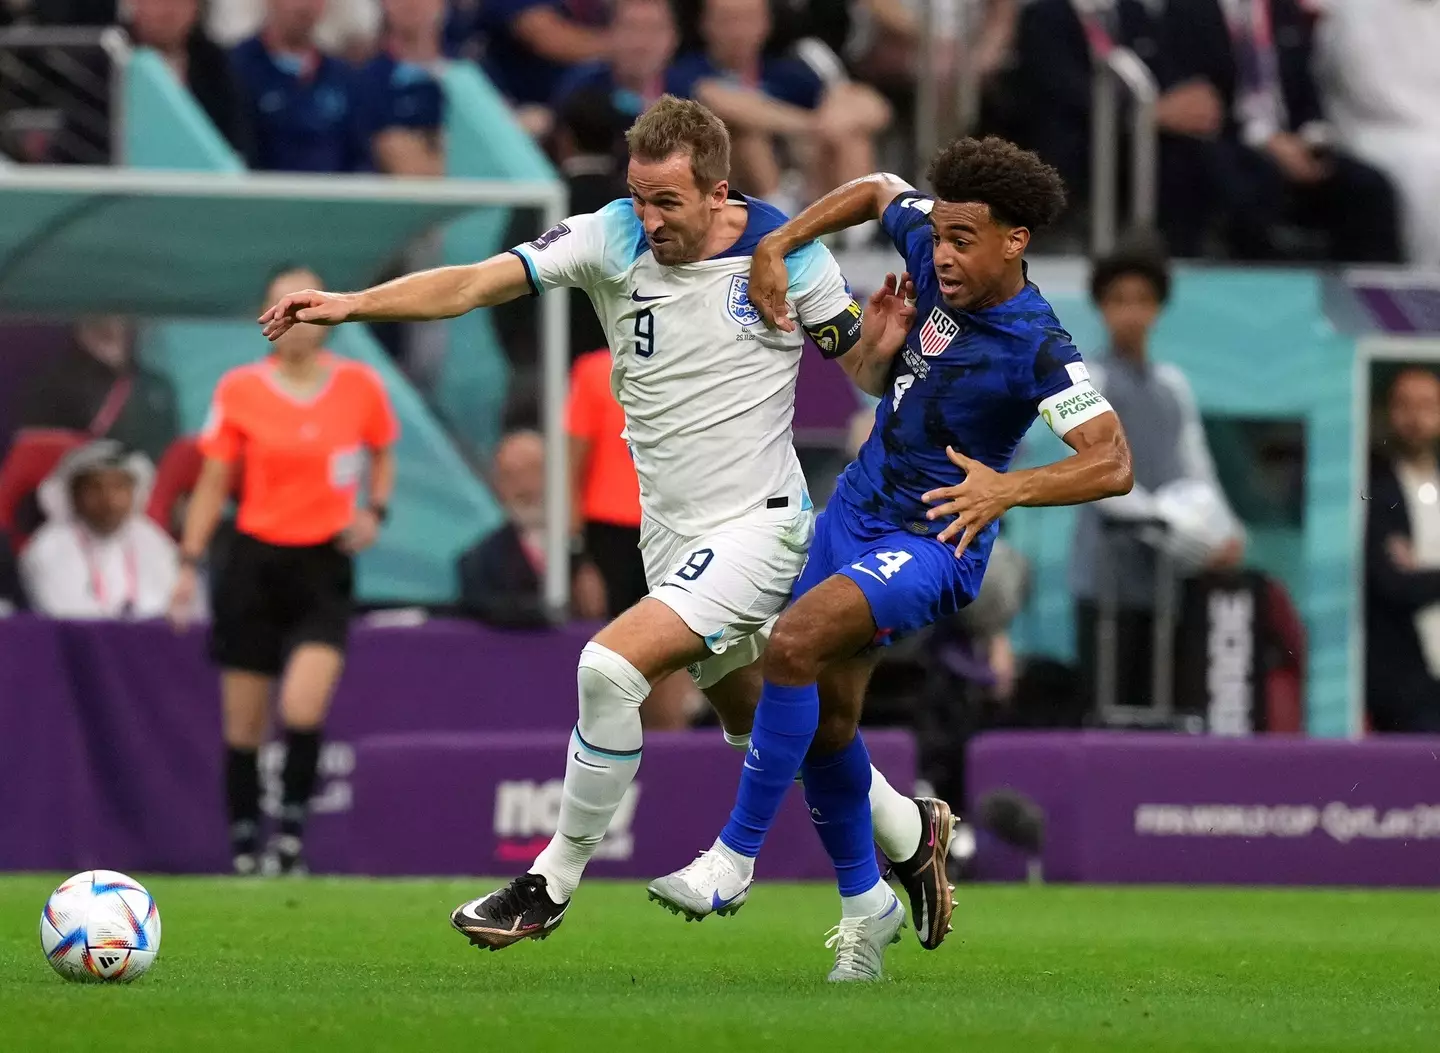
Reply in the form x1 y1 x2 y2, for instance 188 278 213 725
625 94 731 190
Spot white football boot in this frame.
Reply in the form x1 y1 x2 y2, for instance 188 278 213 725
824 892 906 982
647 845 752 922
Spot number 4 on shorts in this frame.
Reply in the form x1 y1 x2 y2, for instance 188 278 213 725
850 550 912 584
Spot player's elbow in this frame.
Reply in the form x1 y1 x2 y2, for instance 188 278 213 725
1103 439 1135 498
865 172 909 219
1110 459 1135 498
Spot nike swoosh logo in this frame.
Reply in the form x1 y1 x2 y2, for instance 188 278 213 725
879 897 900 920
711 889 737 909
742 761 761 771
575 753 608 771
631 291 666 302
459 898 490 921
544 908 567 927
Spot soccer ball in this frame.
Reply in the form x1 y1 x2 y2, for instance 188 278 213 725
39 870 161 983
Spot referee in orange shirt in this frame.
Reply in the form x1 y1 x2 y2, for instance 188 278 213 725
170 266 399 876
567 347 645 616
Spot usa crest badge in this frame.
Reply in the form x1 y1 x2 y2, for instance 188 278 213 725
726 274 762 326
918 306 960 356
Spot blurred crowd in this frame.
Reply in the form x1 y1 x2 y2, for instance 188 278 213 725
4 0 1440 760
1 0 1438 264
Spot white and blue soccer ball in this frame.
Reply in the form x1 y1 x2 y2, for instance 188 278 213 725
39 870 161 983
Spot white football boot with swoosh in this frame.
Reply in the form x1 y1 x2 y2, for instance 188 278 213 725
647 846 752 922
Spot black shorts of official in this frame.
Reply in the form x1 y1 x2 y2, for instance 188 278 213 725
209 531 354 677
583 520 646 617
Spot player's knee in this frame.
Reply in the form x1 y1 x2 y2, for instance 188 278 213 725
763 618 823 686
575 642 649 750
810 710 859 756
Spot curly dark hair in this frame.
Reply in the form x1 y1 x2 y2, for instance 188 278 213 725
926 137 1068 232
1090 236 1172 305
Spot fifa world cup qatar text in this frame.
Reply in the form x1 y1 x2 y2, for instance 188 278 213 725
649 138 1134 981
258 96 945 978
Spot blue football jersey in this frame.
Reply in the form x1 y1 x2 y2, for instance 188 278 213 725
832 191 1097 558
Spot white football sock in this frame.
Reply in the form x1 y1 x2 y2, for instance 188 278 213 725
531 642 648 903
840 879 895 919
868 765 923 862
712 837 755 884
723 729 751 753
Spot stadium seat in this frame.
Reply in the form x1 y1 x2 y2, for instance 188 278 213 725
0 429 87 545
146 436 240 537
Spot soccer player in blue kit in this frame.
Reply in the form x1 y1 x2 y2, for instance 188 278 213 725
649 137 1136 980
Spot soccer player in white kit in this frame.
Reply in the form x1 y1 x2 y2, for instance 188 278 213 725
259 96 940 951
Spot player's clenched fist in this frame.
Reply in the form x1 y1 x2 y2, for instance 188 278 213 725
258 289 355 341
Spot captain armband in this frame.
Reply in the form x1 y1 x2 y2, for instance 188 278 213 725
803 299 864 360
1037 380 1112 438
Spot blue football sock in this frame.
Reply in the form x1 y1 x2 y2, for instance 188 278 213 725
719 680 818 858
801 734 882 897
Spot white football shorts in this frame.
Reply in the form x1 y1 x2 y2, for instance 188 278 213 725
641 501 815 689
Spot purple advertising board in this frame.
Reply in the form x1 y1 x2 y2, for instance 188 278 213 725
0 617 915 879
968 731 1440 887
337 730 915 881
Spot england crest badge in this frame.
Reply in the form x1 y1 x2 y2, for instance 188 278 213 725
726 274 762 326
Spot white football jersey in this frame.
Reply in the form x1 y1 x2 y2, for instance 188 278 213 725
511 197 858 536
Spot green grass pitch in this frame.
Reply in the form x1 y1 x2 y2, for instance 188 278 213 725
2 876 1436 1052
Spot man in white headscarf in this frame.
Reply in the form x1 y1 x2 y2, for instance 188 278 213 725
19 441 189 621
1316 0 1440 267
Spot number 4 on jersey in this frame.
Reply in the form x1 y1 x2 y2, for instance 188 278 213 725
892 374 915 410
851 550 912 584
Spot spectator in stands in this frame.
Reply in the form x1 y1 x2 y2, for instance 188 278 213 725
1316 0 1440 268
553 89 629 213
667 0 890 211
1069 240 1243 715
477 0 611 119
1013 0 1164 201
357 0 446 175
19 441 186 621
1365 368 1440 734
15 316 179 465
209 0 382 62
127 0 255 162
551 91 629 354
458 429 606 627
551 0 678 145
1150 0 1400 262
230 0 371 172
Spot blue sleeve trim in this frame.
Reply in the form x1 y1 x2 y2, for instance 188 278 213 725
508 248 540 297
784 240 828 293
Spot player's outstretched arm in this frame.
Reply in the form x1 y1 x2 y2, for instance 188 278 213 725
750 173 914 332
259 253 533 341
922 413 1134 556
838 272 916 397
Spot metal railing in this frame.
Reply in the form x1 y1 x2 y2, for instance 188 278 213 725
914 0 986 181
1090 45 1158 254
0 26 130 165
